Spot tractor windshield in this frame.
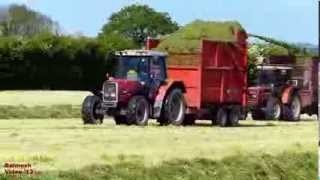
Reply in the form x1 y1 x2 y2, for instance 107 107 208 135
256 66 291 86
114 56 149 81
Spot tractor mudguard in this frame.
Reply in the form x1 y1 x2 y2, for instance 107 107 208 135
281 86 295 104
153 80 185 118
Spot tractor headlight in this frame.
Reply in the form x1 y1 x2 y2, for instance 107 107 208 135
103 82 118 102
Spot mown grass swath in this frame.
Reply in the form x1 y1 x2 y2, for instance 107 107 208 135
0 151 316 180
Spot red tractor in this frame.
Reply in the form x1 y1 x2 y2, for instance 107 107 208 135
81 50 187 126
81 30 249 126
248 56 318 121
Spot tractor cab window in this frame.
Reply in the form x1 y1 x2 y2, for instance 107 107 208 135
256 67 290 86
115 56 149 82
150 56 166 81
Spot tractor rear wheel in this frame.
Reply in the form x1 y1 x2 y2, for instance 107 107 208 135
217 107 228 127
126 96 149 126
265 97 281 120
161 89 186 126
82 95 104 124
282 95 301 121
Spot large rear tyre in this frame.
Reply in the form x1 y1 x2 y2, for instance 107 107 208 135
217 107 228 127
82 95 104 124
265 97 281 120
160 89 186 126
126 96 149 126
282 95 301 121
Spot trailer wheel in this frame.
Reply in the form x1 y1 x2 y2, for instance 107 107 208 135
162 89 186 126
228 107 240 126
127 96 149 126
114 116 127 125
217 108 228 127
265 97 281 120
251 109 265 120
82 95 104 124
282 95 301 121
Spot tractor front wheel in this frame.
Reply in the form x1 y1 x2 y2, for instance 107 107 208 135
82 95 104 124
126 96 149 126
265 97 282 120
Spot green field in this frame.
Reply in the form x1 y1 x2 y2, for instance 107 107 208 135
0 91 89 107
0 91 317 179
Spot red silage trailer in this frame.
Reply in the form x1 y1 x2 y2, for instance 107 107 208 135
153 31 248 126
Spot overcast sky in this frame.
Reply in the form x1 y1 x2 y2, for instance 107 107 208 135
1 0 318 44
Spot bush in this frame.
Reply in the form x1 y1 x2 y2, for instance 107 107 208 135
0 33 136 90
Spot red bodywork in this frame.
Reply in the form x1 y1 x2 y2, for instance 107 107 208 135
295 58 318 113
151 31 248 113
108 78 143 104
248 57 319 115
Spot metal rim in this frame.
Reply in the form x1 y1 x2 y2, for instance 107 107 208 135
168 93 184 122
135 99 148 123
271 101 281 119
291 96 301 118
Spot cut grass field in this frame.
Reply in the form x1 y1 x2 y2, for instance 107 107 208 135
0 91 317 179
0 119 317 179
0 91 89 107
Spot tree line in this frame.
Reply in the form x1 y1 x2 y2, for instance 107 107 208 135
0 4 315 90
0 4 178 90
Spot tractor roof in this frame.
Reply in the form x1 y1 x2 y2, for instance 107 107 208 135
257 65 293 70
116 50 167 57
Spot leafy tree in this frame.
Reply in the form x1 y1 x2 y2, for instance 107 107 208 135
0 4 59 37
100 4 179 46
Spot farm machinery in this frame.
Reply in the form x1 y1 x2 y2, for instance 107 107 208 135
81 26 318 126
248 35 318 121
248 56 318 121
81 30 248 127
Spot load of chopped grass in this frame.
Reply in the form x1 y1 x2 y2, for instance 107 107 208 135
156 20 245 54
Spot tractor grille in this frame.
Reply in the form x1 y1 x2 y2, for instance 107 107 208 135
103 82 118 106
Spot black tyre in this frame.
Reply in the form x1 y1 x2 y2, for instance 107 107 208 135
183 114 196 126
82 95 104 124
251 109 265 120
216 107 228 127
265 97 281 120
161 89 186 126
127 96 149 126
228 107 240 127
282 95 301 121
114 116 127 125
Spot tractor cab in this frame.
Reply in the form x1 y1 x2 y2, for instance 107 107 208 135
113 50 167 86
255 64 293 87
